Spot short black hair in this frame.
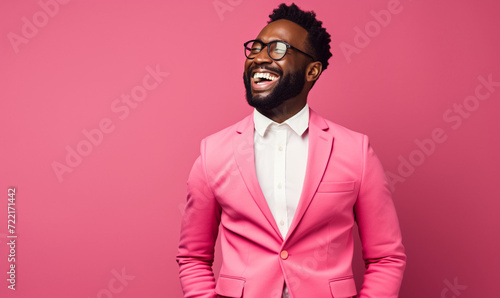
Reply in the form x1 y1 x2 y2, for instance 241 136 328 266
268 3 332 71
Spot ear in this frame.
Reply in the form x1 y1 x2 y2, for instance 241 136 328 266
305 61 323 82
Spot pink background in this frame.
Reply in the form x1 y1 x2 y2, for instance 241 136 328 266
1 0 499 297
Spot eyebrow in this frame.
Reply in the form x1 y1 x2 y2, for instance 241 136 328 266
256 38 290 44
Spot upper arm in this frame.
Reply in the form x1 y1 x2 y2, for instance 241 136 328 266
176 140 222 297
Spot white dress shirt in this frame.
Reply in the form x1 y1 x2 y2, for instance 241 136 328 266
253 104 309 298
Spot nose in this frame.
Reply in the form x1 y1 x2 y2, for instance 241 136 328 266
253 46 272 64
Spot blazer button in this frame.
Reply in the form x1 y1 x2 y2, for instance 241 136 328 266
280 250 289 260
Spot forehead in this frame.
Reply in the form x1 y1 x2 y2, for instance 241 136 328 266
256 19 308 47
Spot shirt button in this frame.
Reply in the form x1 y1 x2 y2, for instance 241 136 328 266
278 145 283 151
277 183 282 189
280 250 289 260
279 220 285 226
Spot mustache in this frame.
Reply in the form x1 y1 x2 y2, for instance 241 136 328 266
246 66 283 78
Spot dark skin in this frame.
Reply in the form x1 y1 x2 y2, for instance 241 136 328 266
245 19 323 123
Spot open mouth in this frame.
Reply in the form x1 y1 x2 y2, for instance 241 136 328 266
251 70 280 91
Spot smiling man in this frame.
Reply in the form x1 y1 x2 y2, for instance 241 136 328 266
177 3 406 298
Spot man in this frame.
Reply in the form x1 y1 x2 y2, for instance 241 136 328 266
177 3 406 297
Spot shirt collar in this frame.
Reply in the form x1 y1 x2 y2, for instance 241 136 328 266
253 104 309 137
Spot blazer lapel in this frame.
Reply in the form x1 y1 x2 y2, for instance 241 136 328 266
287 109 333 237
232 115 282 239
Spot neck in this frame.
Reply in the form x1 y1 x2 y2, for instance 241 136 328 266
257 98 307 123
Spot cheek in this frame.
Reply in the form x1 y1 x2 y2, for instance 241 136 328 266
276 61 292 76
286 60 308 76
244 60 252 72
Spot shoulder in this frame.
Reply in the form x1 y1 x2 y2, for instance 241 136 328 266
202 114 252 144
196 113 253 161
310 109 367 145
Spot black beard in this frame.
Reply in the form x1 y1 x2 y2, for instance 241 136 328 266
243 66 305 111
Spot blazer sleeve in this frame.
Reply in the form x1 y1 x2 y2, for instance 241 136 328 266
355 135 407 297
176 139 221 298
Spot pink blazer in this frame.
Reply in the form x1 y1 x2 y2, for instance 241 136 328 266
177 109 406 297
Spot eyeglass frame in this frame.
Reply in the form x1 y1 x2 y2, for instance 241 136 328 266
243 39 315 61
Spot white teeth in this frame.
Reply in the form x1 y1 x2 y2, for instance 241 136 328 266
253 72 277 81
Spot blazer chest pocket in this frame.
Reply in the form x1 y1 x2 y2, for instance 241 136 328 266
317 181 355 193
215 275 245 297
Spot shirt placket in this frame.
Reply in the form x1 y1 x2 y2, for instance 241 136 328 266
274 126 288 238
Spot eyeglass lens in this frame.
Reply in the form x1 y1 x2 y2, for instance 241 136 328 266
245 41 288 60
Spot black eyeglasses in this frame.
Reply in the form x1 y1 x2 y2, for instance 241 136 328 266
244 39 314 61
